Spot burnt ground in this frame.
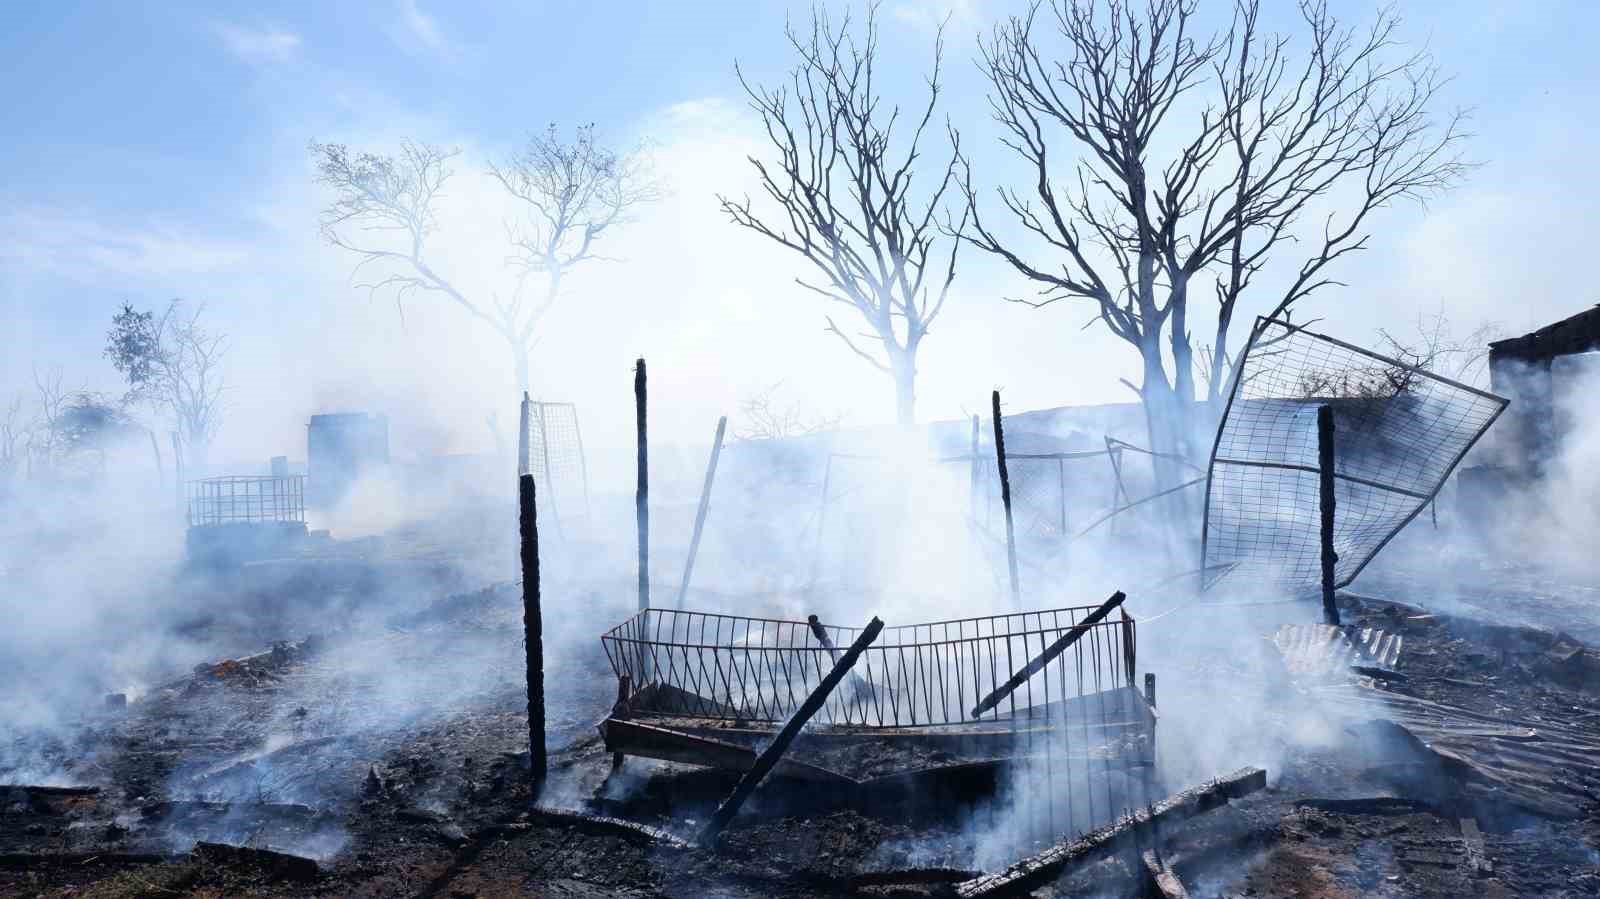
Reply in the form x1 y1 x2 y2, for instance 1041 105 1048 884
6 538 1600 897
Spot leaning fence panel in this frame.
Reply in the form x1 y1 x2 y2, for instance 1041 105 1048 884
1202 317 1507 590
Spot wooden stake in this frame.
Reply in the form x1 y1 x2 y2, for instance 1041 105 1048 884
675 416 727 607
969 414 981 519
992 391 1020 607
635 359 649 613
699 616 885 844
1317 405 1339 627
519 473 547 791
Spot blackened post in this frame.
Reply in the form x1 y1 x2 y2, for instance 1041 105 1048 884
1317 405 1340 627
992 391 1020 607
518 391 531 476
699 616 885 844
519 473 547 791
675 416 727 607
635 359 649 613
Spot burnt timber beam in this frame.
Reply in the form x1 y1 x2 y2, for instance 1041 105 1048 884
599 718 855 784
954 767 1267 898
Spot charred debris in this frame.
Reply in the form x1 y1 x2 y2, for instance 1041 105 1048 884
9 320 1600 898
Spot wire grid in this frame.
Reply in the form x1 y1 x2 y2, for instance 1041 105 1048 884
1203 318 1507 589
971 452 1123 539
524 401 590 532
186 476 306 526
601 604 1137 731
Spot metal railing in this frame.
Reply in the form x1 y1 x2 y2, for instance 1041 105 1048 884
186 475 306 527
601 603 1137 730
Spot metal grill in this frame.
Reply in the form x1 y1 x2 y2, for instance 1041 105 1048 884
186 476 306 527
523 400 590 533
1203 317 1507 589
601 604 1137 730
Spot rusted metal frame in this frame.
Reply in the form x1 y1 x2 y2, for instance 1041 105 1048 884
699 617 885 843
971 592 1128 718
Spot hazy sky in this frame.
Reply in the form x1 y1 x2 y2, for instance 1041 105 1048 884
2 0 1596 474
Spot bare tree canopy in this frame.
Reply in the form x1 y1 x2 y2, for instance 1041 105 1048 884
721 2 966 425
105 300 227 467
312 128 661 394
963 0 1468 474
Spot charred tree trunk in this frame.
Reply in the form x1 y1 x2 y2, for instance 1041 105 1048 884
992 391 1020 607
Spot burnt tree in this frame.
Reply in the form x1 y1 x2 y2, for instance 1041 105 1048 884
962 0 1468 491
721 4 965 425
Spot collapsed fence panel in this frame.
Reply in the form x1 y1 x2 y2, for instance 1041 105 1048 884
1202 317 1507 591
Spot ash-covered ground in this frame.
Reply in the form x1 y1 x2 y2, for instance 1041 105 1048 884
5 511 1600 898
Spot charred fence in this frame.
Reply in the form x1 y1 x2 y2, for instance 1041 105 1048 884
1202 317 1508 592
600 599 1158 848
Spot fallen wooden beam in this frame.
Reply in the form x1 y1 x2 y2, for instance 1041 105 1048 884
699 616 884 844
971 591 1127 718
954 766 1267 898
1142 850 1190 899
600 718 856 784
191 842 319 881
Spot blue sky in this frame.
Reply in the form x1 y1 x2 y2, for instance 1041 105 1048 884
2 0 1597 469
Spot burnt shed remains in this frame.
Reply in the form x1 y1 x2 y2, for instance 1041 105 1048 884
1486 304 1600 475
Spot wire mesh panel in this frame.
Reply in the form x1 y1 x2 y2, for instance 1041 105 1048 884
523 401 590 532
1203 318 1507 589
601 604 1137 730
186 476 306 527
970 452 1125 540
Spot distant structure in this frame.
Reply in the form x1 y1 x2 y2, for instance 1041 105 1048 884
307 412 390 508
185 474 307 566
1487 304 1600 476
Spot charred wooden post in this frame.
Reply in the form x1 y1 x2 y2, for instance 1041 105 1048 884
807 614 872 700
611 674 631 771
992 391 1020 606
1317 405 1340 626
519 473 547 792
971 591 1127 718
953 767 1267 898
699 616 885 844
636 359 649 613
675 416 727 607
518 391 531 476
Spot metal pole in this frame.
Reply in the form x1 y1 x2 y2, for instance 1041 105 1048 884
1318 405 1340 627
992 391 1021 607
519 473 546 792
635 359 649 613
969 414 981 521
675 416 727 607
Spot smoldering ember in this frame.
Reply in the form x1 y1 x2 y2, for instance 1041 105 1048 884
4 3 1600 899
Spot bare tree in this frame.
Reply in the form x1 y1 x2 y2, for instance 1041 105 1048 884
490 125 663 391
963 0 1468 482
105 300 227 468
313 130 660 394
0 394 27 483
1377 308 1502 388
735 381 844 441
721 4 966 425
30 365 70 474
